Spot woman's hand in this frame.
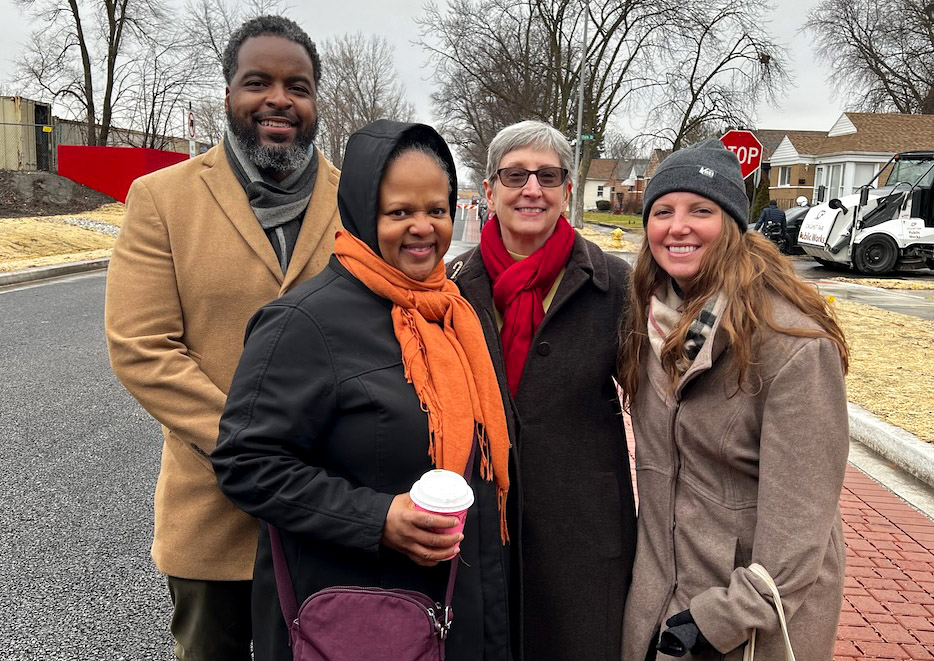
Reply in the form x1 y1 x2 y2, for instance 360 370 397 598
381 493 463 566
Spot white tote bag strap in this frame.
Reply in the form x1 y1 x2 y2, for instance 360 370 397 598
742 563 796 661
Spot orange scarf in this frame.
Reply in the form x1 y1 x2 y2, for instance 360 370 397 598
334 231 511 541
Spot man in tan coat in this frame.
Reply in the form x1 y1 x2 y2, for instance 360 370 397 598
105 16 340 660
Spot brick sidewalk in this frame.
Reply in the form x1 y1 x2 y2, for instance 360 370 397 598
622 414 934 660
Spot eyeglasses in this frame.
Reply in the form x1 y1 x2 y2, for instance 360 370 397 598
495 167 569 188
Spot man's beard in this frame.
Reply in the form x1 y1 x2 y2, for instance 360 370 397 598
227 108 319 173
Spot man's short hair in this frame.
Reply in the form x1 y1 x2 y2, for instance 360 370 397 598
222 15 321 88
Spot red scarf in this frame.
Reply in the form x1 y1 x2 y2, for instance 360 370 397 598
480 215 575 396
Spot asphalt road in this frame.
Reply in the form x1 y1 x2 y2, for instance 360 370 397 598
0 271 173 659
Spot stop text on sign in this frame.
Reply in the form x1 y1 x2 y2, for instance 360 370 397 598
719 130 763 180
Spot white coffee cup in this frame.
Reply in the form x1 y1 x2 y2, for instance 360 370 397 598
410 469 475 539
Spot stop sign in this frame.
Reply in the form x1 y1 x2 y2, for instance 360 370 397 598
720 130 762 180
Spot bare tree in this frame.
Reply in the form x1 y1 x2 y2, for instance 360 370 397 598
181 0 289 71
645 0 788 150
420 0 683 224
419 0 553 175
316 33 415 167
14 0 164 145
805 0 934 113
117 28 212 149
193 97 227 146
601 128 641 160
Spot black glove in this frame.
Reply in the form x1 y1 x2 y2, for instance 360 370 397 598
656 609 715 656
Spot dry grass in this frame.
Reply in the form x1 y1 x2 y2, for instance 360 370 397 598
577 226 640 252
0 204 124 272
833 298 934 442
830 277 934 291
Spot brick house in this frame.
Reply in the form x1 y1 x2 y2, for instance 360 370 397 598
580 157 650 212
611 158 649 212
767 113 934 208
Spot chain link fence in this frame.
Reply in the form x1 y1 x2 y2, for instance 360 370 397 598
0 121 57 172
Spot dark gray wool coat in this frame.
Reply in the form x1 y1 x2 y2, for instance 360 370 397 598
448 234 637 661
212 121 511 661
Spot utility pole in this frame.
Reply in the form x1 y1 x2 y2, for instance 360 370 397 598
571 14 588 229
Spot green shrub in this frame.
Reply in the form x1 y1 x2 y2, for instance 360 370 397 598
595 199 611 211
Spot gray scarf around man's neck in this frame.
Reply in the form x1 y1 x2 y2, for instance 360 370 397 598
224 131 319 274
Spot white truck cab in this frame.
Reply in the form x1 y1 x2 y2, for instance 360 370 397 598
797 151 934 274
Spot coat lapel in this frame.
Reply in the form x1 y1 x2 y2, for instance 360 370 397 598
282 148 339 291
536 234 607 336
200 141 283 282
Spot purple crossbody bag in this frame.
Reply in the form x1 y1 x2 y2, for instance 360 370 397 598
268 443 475 661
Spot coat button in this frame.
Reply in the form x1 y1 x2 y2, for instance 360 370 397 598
537 341 551 356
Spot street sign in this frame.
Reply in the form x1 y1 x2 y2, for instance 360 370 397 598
186 108 196 159
720 130 762 180
581 134 595 141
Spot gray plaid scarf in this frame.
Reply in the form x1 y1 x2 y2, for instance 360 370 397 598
648 281 725 374
224 131 318 274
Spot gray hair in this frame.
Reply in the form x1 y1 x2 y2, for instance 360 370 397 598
485 120 573 185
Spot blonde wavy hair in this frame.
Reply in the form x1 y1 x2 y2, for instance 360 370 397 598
617 214 849 408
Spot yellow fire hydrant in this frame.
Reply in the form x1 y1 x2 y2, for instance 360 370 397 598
612 228 624 249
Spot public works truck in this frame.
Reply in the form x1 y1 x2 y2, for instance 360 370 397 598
797 151 934 274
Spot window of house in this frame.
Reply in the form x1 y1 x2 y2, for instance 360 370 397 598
828 164 844 199
597 185 604 198
814 166 825 202
852 163 879 193
778 166 791 187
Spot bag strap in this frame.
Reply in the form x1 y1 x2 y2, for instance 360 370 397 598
268 523 300 625
268 437 479 631
442 439 478 615
742 563 796 661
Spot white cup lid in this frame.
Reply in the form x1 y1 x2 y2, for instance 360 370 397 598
410 469 475 513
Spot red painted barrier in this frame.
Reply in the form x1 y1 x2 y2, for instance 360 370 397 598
57 146 188 203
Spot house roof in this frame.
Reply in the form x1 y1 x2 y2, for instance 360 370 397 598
754 129 825 160
613 158 649 180
586 158 618 182
821 113 934 154
779 113 934 157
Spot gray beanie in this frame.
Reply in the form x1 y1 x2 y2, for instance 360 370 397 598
642 137 749 231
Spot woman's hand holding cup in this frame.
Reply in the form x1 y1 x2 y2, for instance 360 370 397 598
381 492 463 566
382 470 475 566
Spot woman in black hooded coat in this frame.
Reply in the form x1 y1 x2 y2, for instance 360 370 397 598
211 121 512 660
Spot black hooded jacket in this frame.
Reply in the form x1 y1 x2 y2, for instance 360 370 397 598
212 121 512 661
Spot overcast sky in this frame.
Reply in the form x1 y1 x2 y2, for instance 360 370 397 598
0 0 845 137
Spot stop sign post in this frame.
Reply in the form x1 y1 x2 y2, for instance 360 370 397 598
720 130 762 180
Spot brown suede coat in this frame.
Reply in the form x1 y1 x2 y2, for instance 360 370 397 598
105 142 340 580
623 294 848 661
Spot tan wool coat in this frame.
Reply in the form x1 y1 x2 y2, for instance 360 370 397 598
105 142 340 580
622 295 849 661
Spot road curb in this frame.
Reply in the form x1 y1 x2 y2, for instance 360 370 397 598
849 402 934 489
0 258 110 288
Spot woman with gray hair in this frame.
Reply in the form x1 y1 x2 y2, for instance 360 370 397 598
447 120 637 660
